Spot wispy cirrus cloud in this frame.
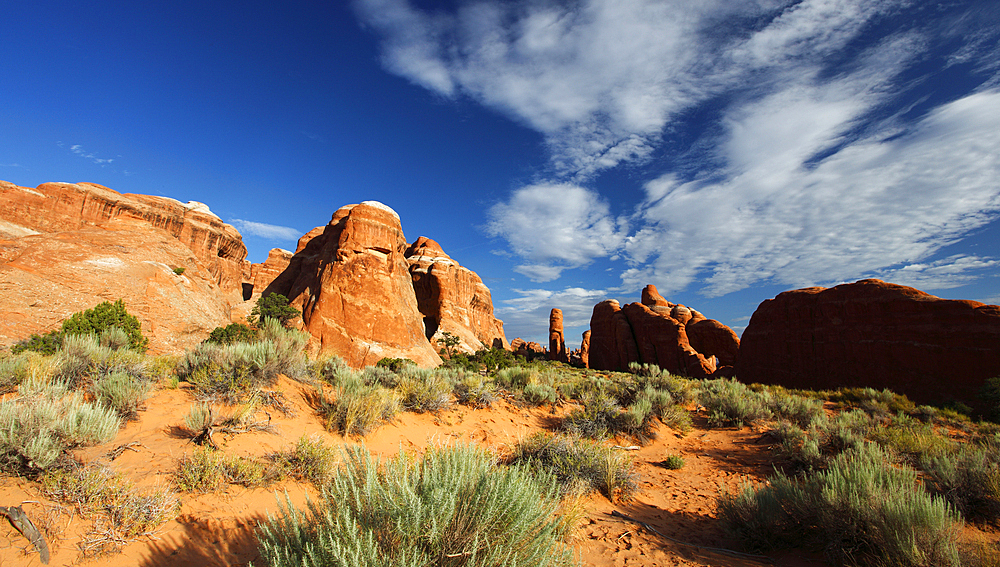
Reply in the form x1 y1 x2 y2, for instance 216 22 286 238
228 219 303 241
68 144 115 165
358 0 1000 299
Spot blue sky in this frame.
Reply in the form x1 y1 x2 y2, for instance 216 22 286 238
3 0 999 348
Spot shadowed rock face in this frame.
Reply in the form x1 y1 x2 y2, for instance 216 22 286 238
587 285 740 377
263 202 441 368
737 279 1000 411
0 180 246 353
404 236 508 354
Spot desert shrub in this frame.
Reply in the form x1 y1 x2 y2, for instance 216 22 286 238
0 382 120 473
700 378 772 427
374 357 416 372
258 317 311 380
719 443 962 566
0 350 56 394
173 266 186 275
453 374 497 408
11 329 64 355
256 444 575 567
870 413 957 464
562 392 622 440
174 447 272 491
921 447 1000 522
980 378 1000 423
315 376 401 437
358 364 402 388
524 382 559 405
663 454 685 469
510 432 637 500
49 333 150 389
249 293 300 326
61 299 148 352
474 346 521 373
92 371 152 420
41 464 178 546
396 368 452 412
272 435 338 487
770 391 825 428
204 322 260 345
311 355 353 385
496 366 533 390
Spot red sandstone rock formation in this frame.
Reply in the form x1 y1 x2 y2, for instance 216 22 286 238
548 308 568 363
0 180 247 353
511 337 547 360
587 287 739 377
737 279 1000 411
0 181 248 301
404 236 508 354
579 330 591 367
263 202 441 368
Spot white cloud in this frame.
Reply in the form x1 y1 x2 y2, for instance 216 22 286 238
496 286 620 347
486 183 626 281
875 255 1000 291
624 89 1000 296
228 219 303 241
69 144 114 165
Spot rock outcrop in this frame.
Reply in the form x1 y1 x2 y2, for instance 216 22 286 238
262 202 441 368
0 181 246 353
404 236 508 354
511 338 547 360
0 181 248 300
548 308 568 363
587 285 739 377
737 279 1000 411
578 330 591 367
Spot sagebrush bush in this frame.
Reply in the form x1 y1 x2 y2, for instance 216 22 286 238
511 432 637 500
0 381 120 472
921 447 1000 521
719 443 962 566
496 366 533 390
562 392 622 440
256 444 575 567
700 378 772 427
0 351 56 395
311 355 353 385
92 371 151 420
174 447 273 491
524 382 558 405
453 374 498 408
315 375 401 437
272 435 338 487
396 368 452 412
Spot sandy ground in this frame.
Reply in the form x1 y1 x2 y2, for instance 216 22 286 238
2 376 838 567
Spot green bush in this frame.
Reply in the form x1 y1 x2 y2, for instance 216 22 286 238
93 371 152 420
396 369 452 412
11 329 64 355
524 382 558 405
315 375 401 437
474 346 521 373
256 444 575 567
311 355 353 385
719 443 962 566
662 454 685 470
272 435 338 487
0 351 57 395
249 293 300 326
204 323 260 345
173 267 186 275
921 447 1000 522
453 374 498 408
61 299 148 352
510 432 637 500
174 448 271 491
700 378 772 427
374 357 416 372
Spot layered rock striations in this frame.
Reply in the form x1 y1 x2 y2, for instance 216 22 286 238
0 181 248 299
737 279 1000 411
0 180 246 353
261 202 442 368
548 308 568 363
587 285 739 377
404 236 508 354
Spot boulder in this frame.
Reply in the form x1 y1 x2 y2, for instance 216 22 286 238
548 308 568 363
262 202 441 368
737 279 1000 411
404 236 508 353
587 288 738 377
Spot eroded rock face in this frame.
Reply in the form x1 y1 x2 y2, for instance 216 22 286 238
0 180 247 353
263 202 440 368
548 308 568 363
0 181 248 301
579 330 591 368
404 236 508 354
587 288 739 377
511 337 547 360
737 279 1000 411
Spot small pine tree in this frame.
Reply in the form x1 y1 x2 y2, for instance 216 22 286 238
61 299 148 352
249 293 300 326
203 323 260 345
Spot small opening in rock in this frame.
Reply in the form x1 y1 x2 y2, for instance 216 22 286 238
242 283 253 301
423 316 438 340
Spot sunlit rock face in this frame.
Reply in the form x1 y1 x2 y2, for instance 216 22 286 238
738 279 1000 412
548 308 568 363
587 285 739 377
263 202 441 368
405 236 508 354
0 180 246 353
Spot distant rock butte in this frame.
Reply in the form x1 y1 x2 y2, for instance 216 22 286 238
260 202 442 368
404 236 508 354
0 180 246 353
511 337 546 360
737 279 1000 411
587 284 739 377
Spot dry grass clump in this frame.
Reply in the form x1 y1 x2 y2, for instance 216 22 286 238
313 373 401 437
271 435 339 487
510 432 637 501
257 444 575 567
174 447 276 492
41 464 178 556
